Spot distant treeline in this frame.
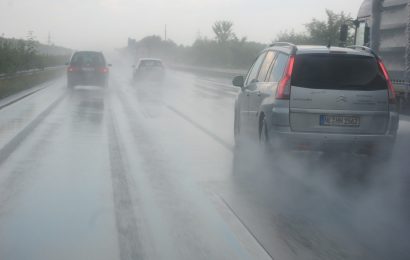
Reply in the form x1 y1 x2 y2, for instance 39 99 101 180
126 34 265 70
124 10 353 70
0 36 71 74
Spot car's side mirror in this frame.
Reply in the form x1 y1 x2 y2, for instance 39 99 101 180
232 75 244 88
65 62 69 66
107 64 112 67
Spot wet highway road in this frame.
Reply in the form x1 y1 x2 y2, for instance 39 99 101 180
0 65 409 260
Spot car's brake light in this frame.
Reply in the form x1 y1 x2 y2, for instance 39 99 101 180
67 66 79 72
276 55 295 100
99 67 109 74
377 59 396 104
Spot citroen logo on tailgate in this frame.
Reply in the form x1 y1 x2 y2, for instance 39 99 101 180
337 96 347 103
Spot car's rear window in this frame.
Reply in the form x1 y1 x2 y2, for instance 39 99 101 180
139 60 163 67
291 54 388 91
71 52 106 66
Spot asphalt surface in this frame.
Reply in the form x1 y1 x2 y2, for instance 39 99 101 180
0 65 409 260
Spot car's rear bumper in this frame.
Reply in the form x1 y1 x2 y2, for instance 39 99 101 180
267 107 398 153
67 73 108 86
270 129 396 152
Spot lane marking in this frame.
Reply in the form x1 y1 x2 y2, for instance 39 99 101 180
114 88 183 259
116 87 259 259
197 78 237 89
168 71 237 91
166 104 234 152
0 92 66 166
0 78 62 110
218 195 275 260
400 115 410 122
194 83 237 98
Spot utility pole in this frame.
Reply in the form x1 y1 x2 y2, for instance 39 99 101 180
164 24 167 41
47 32 51 45
371 0 382 53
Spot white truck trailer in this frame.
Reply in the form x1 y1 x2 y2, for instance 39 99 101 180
354 0 410 109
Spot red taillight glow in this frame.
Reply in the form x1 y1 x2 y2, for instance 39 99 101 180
67 66 79 72
276 55 295 100
377 59 396 104
99 67 109 74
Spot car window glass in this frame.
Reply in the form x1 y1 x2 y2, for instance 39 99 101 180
292 54 387 90
268 53 288 82
257 51 276 82
71 52 105 66
245 53 266 86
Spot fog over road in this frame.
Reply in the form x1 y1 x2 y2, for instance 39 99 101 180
0 63 409 260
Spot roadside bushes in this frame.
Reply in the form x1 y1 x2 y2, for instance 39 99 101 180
0 37 69 74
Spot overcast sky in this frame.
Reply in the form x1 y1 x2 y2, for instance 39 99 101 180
0 0 363 50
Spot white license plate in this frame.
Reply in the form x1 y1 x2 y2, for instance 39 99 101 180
320 115 360 127
81 67 95 72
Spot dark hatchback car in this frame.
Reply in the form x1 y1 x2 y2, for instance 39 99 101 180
67 51 111 88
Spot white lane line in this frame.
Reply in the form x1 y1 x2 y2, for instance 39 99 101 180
0 92 66 165
400 115 410 122
0 77 63 110
197 78 237 89
194 84 237 98
217 195 275 260
166 104 234 152
194 82 238 96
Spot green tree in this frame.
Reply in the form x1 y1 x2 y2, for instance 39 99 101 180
305 10 353 46
212 21 235 44
0 36 69 74
26 30 37 55
274 10 354 46
275 30 312 45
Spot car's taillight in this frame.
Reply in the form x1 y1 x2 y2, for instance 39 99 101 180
67 66 79 72
99 67 109 74
377 59 396 104
276 55 295 100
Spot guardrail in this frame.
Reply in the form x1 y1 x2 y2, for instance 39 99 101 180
169 63 410 115
0 66 66 99
0 66 65 80
169 64 247 79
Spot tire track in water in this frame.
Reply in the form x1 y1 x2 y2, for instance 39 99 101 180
107 104 145 260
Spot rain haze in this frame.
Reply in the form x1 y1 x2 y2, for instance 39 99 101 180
0 0 409 260
0 0 363 49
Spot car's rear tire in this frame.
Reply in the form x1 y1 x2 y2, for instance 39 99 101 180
259 118 272 153
234 108 241 147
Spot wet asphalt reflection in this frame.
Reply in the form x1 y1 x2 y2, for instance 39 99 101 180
0 68 408 260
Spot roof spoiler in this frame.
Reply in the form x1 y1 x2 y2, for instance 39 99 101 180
269 42 298 54
346 45 379 58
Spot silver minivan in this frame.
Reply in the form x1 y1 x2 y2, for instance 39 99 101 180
233 43 399 157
